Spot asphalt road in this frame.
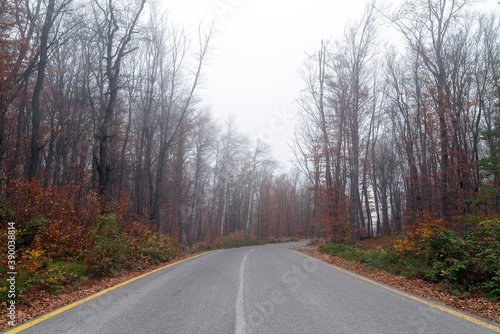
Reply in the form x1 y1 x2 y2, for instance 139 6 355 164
6 242 500 334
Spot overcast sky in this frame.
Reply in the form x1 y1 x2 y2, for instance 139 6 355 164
160 0 499 169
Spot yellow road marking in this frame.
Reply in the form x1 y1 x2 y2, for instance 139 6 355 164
289 249 500 332
4 251 214 334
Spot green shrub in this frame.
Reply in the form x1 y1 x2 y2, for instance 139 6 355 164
19 267 64 297
471 220 500 299
83 213 129 276
480 271 500 300
319 219 500 300
188 241 212 253
11 259 88 302
46 260 88 280
17 216 49 248
419 221 500 297
0 199 15 223
320 241 430 279
140 230 177 263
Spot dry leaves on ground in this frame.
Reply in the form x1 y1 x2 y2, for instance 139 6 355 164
297 246 500 325
0 253 200 332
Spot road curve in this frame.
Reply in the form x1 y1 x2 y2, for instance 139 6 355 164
4 242 500 334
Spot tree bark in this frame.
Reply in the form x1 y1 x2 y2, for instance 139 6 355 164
29 0 55 180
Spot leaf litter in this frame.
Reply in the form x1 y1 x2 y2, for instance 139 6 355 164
297 245 500 325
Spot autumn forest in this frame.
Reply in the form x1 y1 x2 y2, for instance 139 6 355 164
1 0 500 313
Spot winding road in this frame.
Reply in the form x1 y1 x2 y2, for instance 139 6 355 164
5 242 500 333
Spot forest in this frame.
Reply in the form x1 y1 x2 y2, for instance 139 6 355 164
295 0 500 241
295 0 500 300
1 0 500 308
0 0 311 250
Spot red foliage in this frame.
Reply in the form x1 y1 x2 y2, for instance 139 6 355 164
1 177 99 257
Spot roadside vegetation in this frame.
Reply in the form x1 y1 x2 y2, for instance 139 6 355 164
0 178 300 314
0 179 180 306
2 0 500 329
188 230 299 253
318 215 500 301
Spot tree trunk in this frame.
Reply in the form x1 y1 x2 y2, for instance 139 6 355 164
29 0 55 180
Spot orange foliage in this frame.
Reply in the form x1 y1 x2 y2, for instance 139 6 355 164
393 212 447 254
357 235 401 251
0 177 179 263
2 177 99 258
0 176 180 291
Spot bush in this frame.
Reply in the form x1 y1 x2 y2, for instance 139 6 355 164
0 249 88 302
220 230 246 248
1 178 98 260
470 220 500 299
0 179 182 304
83 213 129 276
188 241 212 253
82 213 180 276
17 217 49 249
320 241 430 279
0 199 15 223
17 260 88 302
140 230 177 263
319 217 500 300
410 220 500 298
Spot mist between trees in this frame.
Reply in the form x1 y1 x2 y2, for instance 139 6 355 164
0 0 310 250
0 0 499 251
293 0 500 243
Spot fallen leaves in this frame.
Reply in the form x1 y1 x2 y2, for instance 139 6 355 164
0 252 201 332
297 246 500 325
2 245 498 331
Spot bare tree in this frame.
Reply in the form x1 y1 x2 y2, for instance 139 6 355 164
148 22 214 229
389 0 474 219
215 117 249 237
186 110 216 244
243 140 274 240
91 0 146 196
27 0 72 179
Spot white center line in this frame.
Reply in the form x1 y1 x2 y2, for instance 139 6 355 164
235 249 254 334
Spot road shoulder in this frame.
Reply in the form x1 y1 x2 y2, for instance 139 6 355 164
295 245 500 328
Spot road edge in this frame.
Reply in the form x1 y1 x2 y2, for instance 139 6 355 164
288 248 500 333
2 251 215 334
